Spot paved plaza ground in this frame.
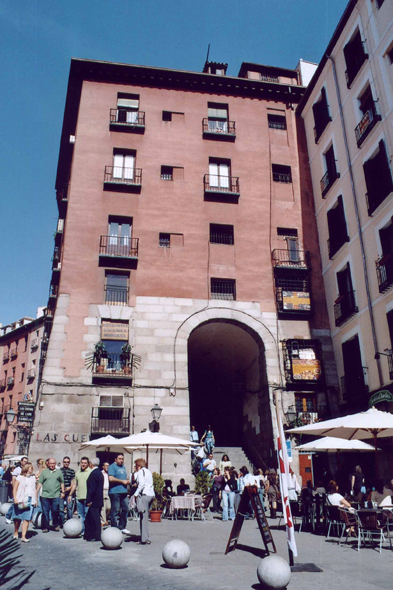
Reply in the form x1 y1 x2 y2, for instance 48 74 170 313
0 514 392 590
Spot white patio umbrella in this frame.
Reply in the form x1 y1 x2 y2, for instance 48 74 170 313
288 407 393 474
295 437 378 454
118 431 199 474
78 434 133 454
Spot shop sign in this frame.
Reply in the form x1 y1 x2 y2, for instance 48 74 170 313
368 390 393 408
35 432 90 443
17 402 36 423
282 291 311 311
101 321 128 341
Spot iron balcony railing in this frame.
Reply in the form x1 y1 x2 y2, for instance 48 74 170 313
93 353 133 378
261 74 279 82
320 168 340 198
202 119 236 136
210 232 234 245
10 347 18 358
104 166 142 186
104 285 129 306
49 285 59 298
268 119 286 131
110 109 145 127
99 236 138 259
355 103 381 147
91 407 130 435
3 351 9 362
204 174 240 195
27 369 36 380
376 255 393 292
271 249 311 270
334 290 358 326
273 171 291 183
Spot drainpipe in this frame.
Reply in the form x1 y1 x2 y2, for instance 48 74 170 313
327 55 383 389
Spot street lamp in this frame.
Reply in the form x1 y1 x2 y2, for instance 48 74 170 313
6 407 16 425
285 405 297 425
149 403 162 433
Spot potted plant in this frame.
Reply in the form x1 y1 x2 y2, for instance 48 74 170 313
150 472 166 522
194 471 212 496
120 343 132 374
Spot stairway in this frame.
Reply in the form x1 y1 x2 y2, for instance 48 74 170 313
213 446 254 474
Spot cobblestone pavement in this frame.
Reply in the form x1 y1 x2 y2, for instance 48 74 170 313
1 515 392 590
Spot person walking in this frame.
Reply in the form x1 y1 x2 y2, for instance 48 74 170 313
108 453 130 534
37 457 65 533
133 458 154 545
60 456 75 526
70 457 91 534
5 457 29 524
12 462 37 542
100 462 111 527
190 426 199 460
84 458 104 542
200 425 215 455
220 466 237 521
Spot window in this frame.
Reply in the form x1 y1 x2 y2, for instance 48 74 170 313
20 372 24 383
161 166 173 180
363 140 393 215
102 216 133 257
207 102 229 133
334 264 358 326
344 29 368 88
105 271 129 306
377 0 385 8
327 196 349 258
272 164 292 183
312 87 331 143
159 233 170 247
376 220 393 291
277 228 298 238
387 310 393 347
113 150 135 181
275 276 311 313
355 85 380 147
210 224 234 245
268 113 286 130
286 238 299 262
162 111 184 122
209 159 230 189
116 93 139 123
341 335 366 400
282 340 323 385
210 278 236 300
321 144 339 197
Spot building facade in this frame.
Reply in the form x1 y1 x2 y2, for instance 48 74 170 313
0 311 47 457
29 57 337 481
298 0 393 473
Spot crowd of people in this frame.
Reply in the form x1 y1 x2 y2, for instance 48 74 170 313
1 453 155 545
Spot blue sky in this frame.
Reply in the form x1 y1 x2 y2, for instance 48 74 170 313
0 0 347 326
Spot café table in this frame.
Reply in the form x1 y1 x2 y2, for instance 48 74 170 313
169 495 202 520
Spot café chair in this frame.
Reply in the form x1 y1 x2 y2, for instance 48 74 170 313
326 505 345 540
356 509 387 553
338 508 357 546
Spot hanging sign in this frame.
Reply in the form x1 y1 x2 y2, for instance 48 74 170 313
368 390 393 408
17 402 36 423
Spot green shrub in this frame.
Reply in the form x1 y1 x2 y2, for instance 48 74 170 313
194 471 212 496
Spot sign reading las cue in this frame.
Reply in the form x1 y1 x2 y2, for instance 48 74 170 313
35 433 90 443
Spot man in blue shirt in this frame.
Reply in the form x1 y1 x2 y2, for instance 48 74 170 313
108 453 130 534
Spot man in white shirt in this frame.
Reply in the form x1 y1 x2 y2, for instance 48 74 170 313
203 453 216 476
133 458 155 545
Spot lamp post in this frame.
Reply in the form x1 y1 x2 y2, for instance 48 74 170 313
284 405 297 426
6 407 16 425
149 403 162 433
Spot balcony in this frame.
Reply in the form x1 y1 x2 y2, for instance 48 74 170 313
91 407 130 435
296 411 319 425
320 169 340 198
99 236 139 269
204 174 240 203
103 166 142 193
3 351 9 362
92 354 133 384
355 104 381 148
49 285 59 299
282 339 323 390
334 290 358 327
272 249 311 271
30 339 38 350
104 285 129 306
10 347 18 359
376 254 393 293
109 109 145 133
27 369 36 380
202 119 236 141
7 377 14 387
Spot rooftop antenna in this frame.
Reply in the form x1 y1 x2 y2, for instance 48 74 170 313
206 44 210 63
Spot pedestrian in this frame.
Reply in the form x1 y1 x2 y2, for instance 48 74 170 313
84 458 104 542
12 462 37 542
202 453 216 476
37 457 65 533
266 469 280 519
100 462 111 527
200 425 215 454
220 466 237 521
133 458 155 545
6 458 29 524
211 468 224 512
0 462 5 479
219 454 231 472
190 425 199 460
238 466 256 519
108 453 131 534
288 467 301 501
60 456 75 526
351 465 365 501
70 457 91 534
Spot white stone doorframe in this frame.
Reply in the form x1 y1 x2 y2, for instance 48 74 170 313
172 305 282 416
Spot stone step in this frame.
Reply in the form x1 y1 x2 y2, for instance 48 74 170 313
213 446 254 473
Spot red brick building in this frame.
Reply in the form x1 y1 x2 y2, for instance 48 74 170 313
29 58 338 481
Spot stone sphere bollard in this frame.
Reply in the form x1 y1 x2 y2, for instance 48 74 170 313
63 518 83 538
162 539 191 569
101 527 123 550
32 512 42 529
0 503 12 517
257 555 291 589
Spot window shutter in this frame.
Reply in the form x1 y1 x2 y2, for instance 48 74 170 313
113 154 124 178
209 162 219 186
117 98 139 108
124 155 134 180
208 108 228 119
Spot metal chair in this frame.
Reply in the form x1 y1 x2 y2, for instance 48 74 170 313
357 510 387 553
325 505 345 540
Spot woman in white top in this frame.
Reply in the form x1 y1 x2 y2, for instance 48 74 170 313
327 480 356 534
133 458 155 545
12 463 37 542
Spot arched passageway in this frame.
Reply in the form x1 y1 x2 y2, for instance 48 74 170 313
188 319 274 463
